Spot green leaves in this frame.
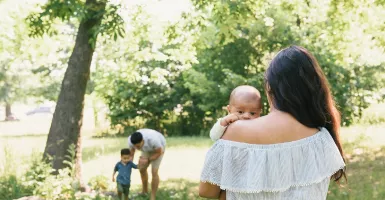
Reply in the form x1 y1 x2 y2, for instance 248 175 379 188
97 3 125 41
190 0 385 125
26 0 85 37
2 0 382 135
27 0 125 46
93 0 384 135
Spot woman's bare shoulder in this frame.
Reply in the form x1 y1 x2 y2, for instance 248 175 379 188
221 117 268 143
221 113 319 144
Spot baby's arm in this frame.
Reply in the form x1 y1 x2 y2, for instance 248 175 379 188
210 114 240 141
209 119 227 141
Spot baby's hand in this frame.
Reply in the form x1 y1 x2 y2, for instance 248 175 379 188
112 176 115 182
220 114 239 126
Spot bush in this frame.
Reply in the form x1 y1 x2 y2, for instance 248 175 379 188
88 175 109 192
0 145 115 200
24 153 54 189
359 115 385 125
0 144 34 199
31 167 79 200
0 175 33 200
98 0 385 134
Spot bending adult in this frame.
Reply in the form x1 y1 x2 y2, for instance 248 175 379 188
199 46 346 200
128 128 166 200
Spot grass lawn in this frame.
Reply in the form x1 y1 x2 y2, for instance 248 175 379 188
1 124 385 199
128 179 205 200
328 146 385 200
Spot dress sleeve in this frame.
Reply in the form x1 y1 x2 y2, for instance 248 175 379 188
201 129 345 193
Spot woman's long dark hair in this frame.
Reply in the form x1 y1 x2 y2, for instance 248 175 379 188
265 46 345 182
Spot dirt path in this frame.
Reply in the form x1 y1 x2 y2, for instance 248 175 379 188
83 147 210 185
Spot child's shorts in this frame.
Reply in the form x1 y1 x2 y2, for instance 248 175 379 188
117 182 130 195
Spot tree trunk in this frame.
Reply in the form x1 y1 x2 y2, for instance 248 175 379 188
43 0 106 184
5 102 11 119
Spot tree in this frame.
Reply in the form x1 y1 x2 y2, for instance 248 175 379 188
27 0 124 184
190 0 385 125
93 5 199 135
0 0 74 120
99 0 385 136
48 0 385 139
0 2 40 120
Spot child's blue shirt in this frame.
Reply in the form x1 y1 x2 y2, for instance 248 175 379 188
114 161 138 185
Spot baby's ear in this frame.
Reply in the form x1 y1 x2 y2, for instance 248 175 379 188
226 105 231 113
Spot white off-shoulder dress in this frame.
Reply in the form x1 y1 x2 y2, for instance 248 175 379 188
200 127 345 200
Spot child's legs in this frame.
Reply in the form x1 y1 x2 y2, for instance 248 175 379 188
117 183 124 200
122 184 131 200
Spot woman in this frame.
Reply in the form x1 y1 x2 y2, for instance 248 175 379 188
199 46 346 200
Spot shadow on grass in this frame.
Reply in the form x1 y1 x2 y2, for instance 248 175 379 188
126 179 203 200
328 146 385 200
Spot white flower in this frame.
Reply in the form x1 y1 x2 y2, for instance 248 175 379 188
264 17 274 27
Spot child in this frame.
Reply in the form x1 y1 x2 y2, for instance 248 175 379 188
112 148 138 200
210 85 262 141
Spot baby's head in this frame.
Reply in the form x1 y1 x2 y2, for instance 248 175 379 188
120 148 132 164
227 85 262 120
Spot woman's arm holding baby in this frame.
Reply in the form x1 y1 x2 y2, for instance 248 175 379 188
199 182 221 199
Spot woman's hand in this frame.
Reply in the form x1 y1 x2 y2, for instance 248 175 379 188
219 190 226 200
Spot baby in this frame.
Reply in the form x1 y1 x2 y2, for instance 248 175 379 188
210 85 262 141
